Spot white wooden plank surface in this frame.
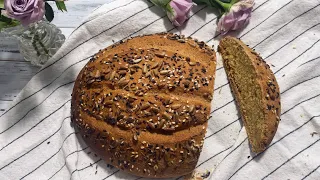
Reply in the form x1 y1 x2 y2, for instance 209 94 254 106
0 0 114 115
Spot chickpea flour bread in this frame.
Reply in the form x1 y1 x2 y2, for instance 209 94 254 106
71 33 217 178
218 36 281 153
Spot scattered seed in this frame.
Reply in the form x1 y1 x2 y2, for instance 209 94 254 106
311 132 318 137
153 165 159 171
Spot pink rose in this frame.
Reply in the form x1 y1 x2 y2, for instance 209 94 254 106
150 0 193 27
4 0 45 26
167 0 193 26
217 0 254 35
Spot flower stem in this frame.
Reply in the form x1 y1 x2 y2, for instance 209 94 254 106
214 0 239 12
31 29 49 57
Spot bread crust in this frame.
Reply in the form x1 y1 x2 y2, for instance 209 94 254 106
71 33 216 178
218 36 281 153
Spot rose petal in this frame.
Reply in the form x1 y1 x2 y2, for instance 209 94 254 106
5 0 45 26
217 0 254 34
168 0 193 26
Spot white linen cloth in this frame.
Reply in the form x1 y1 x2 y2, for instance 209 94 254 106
1 0 320 179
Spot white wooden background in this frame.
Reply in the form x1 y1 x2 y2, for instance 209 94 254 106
0 0 114 115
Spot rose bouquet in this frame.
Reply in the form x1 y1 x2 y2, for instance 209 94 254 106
0 0 67 30
0 0 67 66
149 0 254 35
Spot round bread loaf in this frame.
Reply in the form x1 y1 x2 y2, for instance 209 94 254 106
71 33 217 178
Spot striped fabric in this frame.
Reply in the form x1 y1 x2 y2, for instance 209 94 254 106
0 0 320 179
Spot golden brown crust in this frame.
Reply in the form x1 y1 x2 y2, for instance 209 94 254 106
218 36 281 153
71 33 216 178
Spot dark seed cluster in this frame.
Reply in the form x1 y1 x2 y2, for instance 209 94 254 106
73 118 205 176
251 50 281 127
78 47 213 132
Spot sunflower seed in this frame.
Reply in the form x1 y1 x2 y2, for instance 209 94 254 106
155 52 165 58
145 71 151 77
143 110 152 116
119 66 128 70
143 64 148 74
109 71 116 80
189 42 197 47
152 69 158 77
171 104 181 110
158 60 164 70
159 119 165 128
128 96 137 103
131 64 141 69
151 62 159 69
150 107 159 114
133 134 138 142
178 39 185 43
119 70 127 75
87 79 95 84
157 83 165 89
188 105 195 113
133 58 142 64
160 70 170 75
162 126 175 131
118 78 129 87
105 101 113 106
141 102 151 110
162 112 171 120
147 121 155 129
94 70 100 78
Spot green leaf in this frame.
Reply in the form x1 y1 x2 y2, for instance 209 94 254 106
150 0 171 8
220 0 232 3
0 15 20 31
0 14 13 23
0 0 4 9
193 0 225 12
55 1 67 12
45 2 54 22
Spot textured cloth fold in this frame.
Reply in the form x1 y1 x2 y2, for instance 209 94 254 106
0 0 320 179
